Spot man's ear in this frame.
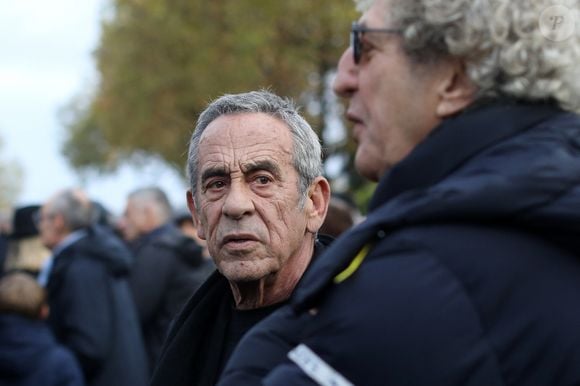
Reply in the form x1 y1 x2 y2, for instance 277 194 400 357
305 176 331 234
435 60 476 118
186 190 206 240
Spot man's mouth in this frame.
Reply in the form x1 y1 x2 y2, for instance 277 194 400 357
346 110 363 125
222 234 259 248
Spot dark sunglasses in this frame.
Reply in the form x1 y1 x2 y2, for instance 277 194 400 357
351 22 402 64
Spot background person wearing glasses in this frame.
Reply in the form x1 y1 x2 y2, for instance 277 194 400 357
36 189 148 386
149 90 332 386
218 0 580 385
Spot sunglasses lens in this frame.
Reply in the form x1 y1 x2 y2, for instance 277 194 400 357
351 30 360 64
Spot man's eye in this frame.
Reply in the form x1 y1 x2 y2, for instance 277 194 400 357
360 40 373 56
255 176 271 185
207 180 226 190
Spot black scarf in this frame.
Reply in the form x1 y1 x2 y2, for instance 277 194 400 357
150 236 333 386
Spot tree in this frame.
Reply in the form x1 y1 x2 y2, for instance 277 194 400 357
63 0 357 175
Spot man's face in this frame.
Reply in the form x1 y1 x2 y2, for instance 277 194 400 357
118 199 144 241
333 0 444 181
191 112 312 283
37 203 61 250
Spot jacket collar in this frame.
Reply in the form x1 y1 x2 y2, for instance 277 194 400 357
370 100 561 210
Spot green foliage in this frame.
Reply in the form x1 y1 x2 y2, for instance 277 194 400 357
64 0 357 173
353 181 377 215
61 0 383 208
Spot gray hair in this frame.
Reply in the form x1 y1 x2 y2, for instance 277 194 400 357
355 0 580 113
127 186 173 222
49 189 93 231
187 90 323 206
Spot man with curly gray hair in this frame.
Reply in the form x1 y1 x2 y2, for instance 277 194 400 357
218 0 580 385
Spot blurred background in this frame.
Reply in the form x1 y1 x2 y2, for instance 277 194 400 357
0 0 376 217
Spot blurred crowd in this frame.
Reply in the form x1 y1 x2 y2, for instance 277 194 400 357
0 185 361 386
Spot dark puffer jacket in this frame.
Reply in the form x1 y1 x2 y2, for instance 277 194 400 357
219 102 580 386
128 224 214 371
46 226 148 386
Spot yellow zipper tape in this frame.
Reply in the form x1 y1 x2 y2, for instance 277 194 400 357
333 244 371 284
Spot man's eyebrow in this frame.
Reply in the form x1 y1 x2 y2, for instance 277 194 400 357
201 166 229 184
241 160 282 179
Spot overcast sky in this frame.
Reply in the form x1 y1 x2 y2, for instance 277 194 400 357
0 0 188 215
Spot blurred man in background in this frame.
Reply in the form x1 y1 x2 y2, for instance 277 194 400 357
119 186 213 371
37 188 147 386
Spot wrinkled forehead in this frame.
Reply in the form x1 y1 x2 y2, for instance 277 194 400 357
198 112 294 169
202 111 290 138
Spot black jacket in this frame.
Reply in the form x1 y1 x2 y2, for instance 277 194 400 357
219 102 580 385
150 235 333 386
128 224 214 371
46 226 148 386
0 315 85 386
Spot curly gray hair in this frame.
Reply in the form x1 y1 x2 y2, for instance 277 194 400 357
356 0 580 112
187 90 323 207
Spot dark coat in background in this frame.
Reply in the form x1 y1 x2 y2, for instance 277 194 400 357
219 102 580 385
46 226 148 386
0 314 85 386
150 236 333 386
128 224 214 371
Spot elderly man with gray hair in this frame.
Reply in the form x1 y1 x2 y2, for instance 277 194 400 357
150 90 332 386
37 188 147 386
218 0 580 385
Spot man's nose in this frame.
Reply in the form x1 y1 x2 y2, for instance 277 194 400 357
333 46 358 98
222 182 254 220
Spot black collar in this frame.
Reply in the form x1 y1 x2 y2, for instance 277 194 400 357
370 101 561 210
